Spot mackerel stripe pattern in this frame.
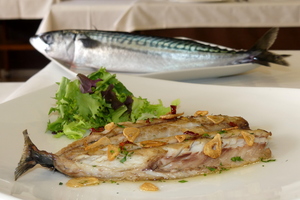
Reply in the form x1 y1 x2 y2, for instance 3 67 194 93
72 30 239 54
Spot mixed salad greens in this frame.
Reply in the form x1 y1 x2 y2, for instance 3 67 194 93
47 68 179 139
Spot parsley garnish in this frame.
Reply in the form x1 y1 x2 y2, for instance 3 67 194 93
178 180 188 183
119 148 134 163
206 167 216 171
231 156 244 162
218 130 227 134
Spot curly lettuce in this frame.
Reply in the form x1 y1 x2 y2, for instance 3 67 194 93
47 68 179 139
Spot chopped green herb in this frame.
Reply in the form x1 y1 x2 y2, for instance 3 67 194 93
219 168 229 174
231 156 244 162
218 130 227 134
110 180 117 183
92 165 97 167
59 182 63 185
119 148 134 163
178 180 188 183
202 133 210 138
206 167 216 171
120 156 127 163
116 124 125 128
110 150 115 154
261 158 276 163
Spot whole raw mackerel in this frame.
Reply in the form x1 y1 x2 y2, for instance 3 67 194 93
30 28 288 73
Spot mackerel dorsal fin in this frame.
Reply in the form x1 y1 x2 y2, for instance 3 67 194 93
250 28 279 51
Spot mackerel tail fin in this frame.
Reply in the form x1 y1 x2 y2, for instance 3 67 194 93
249 27 290 67
15 130 55 181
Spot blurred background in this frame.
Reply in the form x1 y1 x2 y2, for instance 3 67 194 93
1 0 299 82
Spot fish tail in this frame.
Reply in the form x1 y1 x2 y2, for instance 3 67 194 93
15 130 55 181
249 27 290 66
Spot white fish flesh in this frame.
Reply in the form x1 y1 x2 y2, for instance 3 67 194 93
29 28 289 73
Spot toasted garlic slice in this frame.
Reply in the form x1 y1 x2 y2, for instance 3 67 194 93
203 134 222 158
207 115 225 124
123 127 140 142
66 177 100 188
107 144 120 161
140 140 167 148
222 126 238 131
160 112 184 119
105 122 116 131
241 131 255 146
175 135 186 143
85 136 111 150
194 110 209 116
140 182 159 191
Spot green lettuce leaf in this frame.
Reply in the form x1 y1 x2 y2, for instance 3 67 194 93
47 68 177 139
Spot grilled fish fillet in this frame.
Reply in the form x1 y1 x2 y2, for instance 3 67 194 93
15 114 272 181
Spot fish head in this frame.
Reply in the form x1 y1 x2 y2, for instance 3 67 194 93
30 31 77 67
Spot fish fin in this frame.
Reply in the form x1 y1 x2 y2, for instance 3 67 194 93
249 28 290 66
15 130 54 181
78 38 101 49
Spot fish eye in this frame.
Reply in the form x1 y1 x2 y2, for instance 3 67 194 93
41 33 53 45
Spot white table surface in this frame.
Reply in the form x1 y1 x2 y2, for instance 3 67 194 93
0 50 298 104
37 0 300 33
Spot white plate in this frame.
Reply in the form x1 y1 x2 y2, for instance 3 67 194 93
52 58 259 81
0 74 300 200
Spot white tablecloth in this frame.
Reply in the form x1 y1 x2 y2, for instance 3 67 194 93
37 0 300 33
0 0 59 19
0 50 298 104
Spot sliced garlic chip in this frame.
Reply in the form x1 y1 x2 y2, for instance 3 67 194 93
123 127 140 143
241 131 255 146
175 135 186 143
203 133 222 158
140 182 159 191
107 144 120 161
66 177 100 188
140 140 167 148
104 122 116 131
194 110 209 116
85 136 111 150
207 115 225 124
160 112 184 119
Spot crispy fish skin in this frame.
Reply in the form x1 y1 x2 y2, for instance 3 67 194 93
15 115 271 181
30 28 289 73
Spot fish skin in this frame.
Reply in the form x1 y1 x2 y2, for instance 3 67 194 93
30 28 289 73
15 115 272 181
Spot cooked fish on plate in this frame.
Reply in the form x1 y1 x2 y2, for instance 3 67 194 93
15 112 272 183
